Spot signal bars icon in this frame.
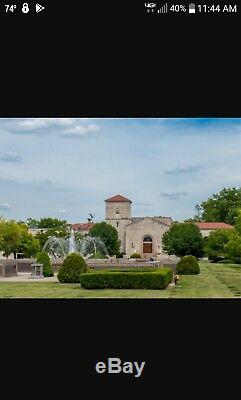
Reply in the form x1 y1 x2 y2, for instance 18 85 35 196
158 3 168 13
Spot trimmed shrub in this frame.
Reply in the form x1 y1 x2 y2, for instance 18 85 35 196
36 251 53 277
130 253 141 258
57 253 89 283
176 255 200 275
80 268 173 290
106 267 158 273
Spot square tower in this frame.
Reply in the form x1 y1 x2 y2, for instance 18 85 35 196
105 194 132 253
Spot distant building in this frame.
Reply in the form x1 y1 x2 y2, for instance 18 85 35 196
71 222 94 236
105 194 172 258
195 222 234 238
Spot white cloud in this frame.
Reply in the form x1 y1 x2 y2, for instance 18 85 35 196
58 209 67 214
0 202 11 210
17 119 48 129
63 124 100 138
160 191 188 199
2 118 101 138
0 152 23 163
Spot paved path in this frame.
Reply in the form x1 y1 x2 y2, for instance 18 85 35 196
0 273 58 282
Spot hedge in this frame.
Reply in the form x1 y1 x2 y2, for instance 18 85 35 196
80 268 173 290
58 253 89 283
176 255 200 275
91 267 158 273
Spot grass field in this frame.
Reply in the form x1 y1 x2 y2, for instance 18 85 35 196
1 262 241 298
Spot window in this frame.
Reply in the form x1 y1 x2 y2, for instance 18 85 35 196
116 208 119 215
143 236 152 243
117 221 119 227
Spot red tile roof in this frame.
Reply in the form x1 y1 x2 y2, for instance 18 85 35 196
105 194 132 203
71 222 94 231
195 222 233 230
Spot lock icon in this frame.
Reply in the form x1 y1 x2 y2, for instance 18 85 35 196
22 3 29 13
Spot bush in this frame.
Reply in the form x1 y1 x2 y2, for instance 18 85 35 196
57 253 89 283
80 268 173 290
91 250 106 259
176 255 200 275
130 253 141 258
217 259 235 264
36 251 53 277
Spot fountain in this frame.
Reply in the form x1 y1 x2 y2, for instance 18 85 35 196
68 228 76 253
43 228 108 259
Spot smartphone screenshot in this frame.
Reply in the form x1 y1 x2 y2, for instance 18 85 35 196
0 0 240 395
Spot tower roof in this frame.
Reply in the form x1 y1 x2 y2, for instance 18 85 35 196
105 194 132 203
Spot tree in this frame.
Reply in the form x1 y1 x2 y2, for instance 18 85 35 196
14 224 40 258
162 222 204 257
224 237 241 264
36 227 68 250
223 209 241 263
204 229 233 261
234 209 241 235
89 222 120 256
26 217 67 229
38 218 67 228
26 218 39 228
0 220 21 258
36 251 53 277
196 187 241 225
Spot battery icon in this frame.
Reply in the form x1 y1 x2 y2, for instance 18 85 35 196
189 3 195 13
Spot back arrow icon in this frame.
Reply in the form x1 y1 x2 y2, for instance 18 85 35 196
36 3 45 13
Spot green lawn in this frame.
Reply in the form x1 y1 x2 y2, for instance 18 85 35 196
1 262 241 298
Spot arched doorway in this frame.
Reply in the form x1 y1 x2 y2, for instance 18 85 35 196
142 236 152 254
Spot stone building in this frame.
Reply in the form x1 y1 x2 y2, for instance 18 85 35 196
71 222 94 236
105 194 172 258
195 222 234 238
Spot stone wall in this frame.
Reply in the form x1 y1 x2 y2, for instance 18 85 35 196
125 217 170 257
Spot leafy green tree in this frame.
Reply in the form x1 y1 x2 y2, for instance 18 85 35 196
36 227 68 250
234 209 241 235
223 209 241 263
14 224 40 258
162 222 204 257
196 187 241 225
38 218 67 228
0 220 21 258
89 222 120 256
26 218 40 228
75 232 84 240
26 217 67 229
36 251 53 277
204 229 233 261
224 237 241 264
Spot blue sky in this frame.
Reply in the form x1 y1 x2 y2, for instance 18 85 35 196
0 118 241 223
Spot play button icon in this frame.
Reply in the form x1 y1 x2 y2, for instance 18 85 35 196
36 3 45 13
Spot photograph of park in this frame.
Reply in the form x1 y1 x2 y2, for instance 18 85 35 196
0 117 241 298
